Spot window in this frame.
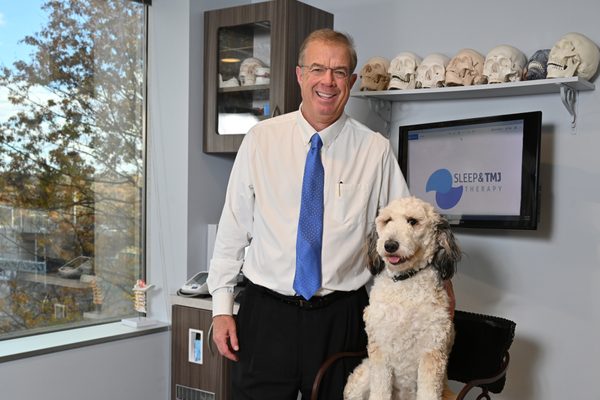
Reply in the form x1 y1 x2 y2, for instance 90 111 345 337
0 0 147 339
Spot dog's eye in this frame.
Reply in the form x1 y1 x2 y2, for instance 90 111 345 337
407 217 418 226
382 217 392 225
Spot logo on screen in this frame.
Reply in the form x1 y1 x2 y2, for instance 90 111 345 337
426 169 463 209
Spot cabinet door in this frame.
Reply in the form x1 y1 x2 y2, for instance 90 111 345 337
203 0 333 154
203 2 273 154
171 305 231 399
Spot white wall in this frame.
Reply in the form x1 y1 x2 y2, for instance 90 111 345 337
0 332 170 399
146 0 193 323
300 1 600 399
147 0 246 320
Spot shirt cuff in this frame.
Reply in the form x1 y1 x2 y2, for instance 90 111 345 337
212 287 235 317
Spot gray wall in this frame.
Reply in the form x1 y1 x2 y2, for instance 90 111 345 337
1 1 599 399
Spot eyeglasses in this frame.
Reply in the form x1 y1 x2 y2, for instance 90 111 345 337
299 64 351 80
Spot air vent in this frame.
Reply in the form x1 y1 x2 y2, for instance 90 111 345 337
175 384 215 400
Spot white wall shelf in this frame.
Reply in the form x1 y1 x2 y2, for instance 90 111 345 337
351 76 593 101
351 77 595 129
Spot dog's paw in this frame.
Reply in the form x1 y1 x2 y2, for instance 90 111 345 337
343 361 370 400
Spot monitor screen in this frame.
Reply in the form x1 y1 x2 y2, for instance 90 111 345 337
398 111 542 229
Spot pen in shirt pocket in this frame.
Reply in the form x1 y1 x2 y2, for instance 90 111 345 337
338 181 343 197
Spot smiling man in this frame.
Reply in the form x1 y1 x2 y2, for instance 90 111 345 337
295 32 357 131
207 29 410 399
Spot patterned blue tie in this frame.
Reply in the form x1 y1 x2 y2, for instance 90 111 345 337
293 133 324 300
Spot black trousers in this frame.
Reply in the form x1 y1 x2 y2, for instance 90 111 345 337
232 281 369 400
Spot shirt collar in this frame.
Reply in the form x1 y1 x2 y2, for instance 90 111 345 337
296 105 347 148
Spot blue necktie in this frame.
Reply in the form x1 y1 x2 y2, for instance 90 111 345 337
293 133 324 300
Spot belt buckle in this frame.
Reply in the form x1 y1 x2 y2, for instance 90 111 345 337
298 298 309 308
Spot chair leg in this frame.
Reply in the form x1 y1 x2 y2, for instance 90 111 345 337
475 390 491 400
454 351 510 400
456 383 491 400
310 350 367 400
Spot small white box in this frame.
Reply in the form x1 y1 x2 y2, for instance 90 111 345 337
188 328 204 364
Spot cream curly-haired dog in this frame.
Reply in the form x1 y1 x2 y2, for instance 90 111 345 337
344 196 461 400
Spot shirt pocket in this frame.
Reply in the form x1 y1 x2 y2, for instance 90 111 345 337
332 182 369 225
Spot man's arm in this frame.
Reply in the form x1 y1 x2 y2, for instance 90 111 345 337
207 133 256 358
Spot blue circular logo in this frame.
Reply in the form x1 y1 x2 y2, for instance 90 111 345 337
425 169 463 210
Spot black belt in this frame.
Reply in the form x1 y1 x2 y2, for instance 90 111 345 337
247 280 360 310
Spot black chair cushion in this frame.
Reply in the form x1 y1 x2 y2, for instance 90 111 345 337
447 310 516 393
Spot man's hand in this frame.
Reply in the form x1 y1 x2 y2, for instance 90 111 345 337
212 315 239 362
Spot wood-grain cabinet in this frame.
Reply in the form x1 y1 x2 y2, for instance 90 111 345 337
203 0 333 153
171 304 230 399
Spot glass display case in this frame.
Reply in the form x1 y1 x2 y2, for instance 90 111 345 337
203 0 333 153
217 21 271 136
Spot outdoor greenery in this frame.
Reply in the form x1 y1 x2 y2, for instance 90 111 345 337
0 0 146 337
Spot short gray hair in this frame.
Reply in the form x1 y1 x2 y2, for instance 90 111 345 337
297 28 357 73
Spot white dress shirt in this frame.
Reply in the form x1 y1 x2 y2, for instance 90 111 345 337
207 108 410 316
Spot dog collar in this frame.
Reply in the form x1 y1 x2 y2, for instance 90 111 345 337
391 265 428 282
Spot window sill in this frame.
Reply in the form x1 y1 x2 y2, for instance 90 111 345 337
0 320 170 363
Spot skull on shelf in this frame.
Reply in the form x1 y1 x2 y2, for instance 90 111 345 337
415 53 451 88
255 66 271 85
239 57 266 86
547 32 600 80
219 73 240 88
359 56 391 91
524 49 551 80
388 52 422 90
445 48 486 86
482 45 527 84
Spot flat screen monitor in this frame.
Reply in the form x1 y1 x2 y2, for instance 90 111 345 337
398 111 542 229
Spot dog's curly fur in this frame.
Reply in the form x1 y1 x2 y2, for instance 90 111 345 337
344 196 461 400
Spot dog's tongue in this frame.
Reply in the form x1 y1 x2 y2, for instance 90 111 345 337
388 255 401 264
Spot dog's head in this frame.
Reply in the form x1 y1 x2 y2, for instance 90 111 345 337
366 196 460 280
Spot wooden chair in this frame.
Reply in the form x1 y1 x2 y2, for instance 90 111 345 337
310 310 516 400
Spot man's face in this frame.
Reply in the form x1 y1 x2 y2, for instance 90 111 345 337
295 40 357 130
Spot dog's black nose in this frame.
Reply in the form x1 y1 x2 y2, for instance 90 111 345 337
384 240 399 253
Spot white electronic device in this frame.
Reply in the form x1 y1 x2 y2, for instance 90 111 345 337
178 271 210 296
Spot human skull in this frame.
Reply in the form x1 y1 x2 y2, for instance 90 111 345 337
415 53 450 88
524 49 550 80
482 45 527 83
547 32 600 80
445 48 486 86
219 73 240 88
359 57 391 91
255 66 270 85
239 57 266 86
388 52 422 90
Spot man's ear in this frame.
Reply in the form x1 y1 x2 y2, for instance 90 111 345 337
348 73 358 90
296 65 303 85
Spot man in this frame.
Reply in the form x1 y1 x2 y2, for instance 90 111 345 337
207 29 410 399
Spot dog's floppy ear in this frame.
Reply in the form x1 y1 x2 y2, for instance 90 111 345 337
366 224 385 275
432 217 461 281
